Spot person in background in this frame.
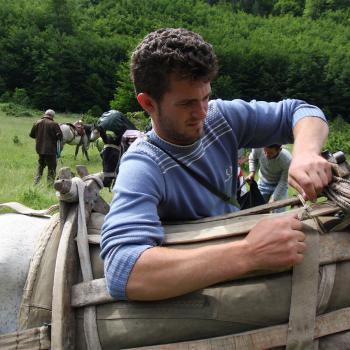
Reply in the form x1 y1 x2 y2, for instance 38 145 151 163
29 109 62 185
101 28 332 301
237 148 247 200
246 145 292 212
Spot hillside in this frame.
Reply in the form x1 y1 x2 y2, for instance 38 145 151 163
0 0 349 121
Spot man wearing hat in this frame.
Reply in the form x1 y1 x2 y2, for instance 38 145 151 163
29 109 62 185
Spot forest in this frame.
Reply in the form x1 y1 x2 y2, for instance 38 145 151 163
0 0 349 121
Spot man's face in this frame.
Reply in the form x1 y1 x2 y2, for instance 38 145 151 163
151 77 211 145
263 147 280 159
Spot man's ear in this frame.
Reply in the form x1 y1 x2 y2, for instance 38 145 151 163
137 93 157 115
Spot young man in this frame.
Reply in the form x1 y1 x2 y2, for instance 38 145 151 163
246 145 292 212
101 28 332 301
237 148 248 200
29 109 62 185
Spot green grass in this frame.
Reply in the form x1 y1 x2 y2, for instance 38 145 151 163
0 104 343 211
0 105 113 210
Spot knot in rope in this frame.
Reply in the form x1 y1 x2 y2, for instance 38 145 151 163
297 175 350 232
297 194 326 233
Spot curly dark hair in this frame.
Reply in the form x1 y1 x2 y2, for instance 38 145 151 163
266 144 282 149
131 28 218 102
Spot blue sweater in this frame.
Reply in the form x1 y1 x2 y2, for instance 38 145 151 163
101 98 326 299
249 148 292 200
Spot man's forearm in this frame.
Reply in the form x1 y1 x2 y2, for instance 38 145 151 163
292 116 328 156
125 215 306 301
126 242 250 300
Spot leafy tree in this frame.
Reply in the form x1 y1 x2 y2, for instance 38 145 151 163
48 0 75 34
0 0 350 119
111 60 139 113
273 0 305 16
304 0 324 18
325 117 350 155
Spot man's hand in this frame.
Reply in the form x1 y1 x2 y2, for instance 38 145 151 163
288 153 332 202
290 116 332 202
245 172 255 184
243 214 306 271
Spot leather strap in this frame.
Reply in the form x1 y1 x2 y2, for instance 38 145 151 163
127 307 350 350
286 220 320 350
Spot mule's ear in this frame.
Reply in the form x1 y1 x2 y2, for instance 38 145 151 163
137 93 157 115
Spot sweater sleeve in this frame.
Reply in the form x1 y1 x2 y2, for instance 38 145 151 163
272 150 292 201
248 148 260 173
100 151 166 300
215 99 326 150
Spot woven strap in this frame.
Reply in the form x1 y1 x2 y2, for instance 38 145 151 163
57 177 102 350
286 219 320 350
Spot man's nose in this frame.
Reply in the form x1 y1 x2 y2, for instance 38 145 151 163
191 101 208 119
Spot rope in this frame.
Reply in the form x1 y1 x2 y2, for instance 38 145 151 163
323 176 350 212
297 194 326 234
296 175 350 231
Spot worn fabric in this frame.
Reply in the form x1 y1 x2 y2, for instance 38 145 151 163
17 211 350 349
101 98 326 300
248 148 292 203
29 116 62 155
0 213 50 334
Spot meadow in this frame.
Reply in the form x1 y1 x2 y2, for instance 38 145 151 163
1 103 346 212
0 106 113 211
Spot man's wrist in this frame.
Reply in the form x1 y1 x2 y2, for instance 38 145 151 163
227 240 253 276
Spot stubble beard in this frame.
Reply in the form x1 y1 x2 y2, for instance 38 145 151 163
160 119 204 145
156 106 205 145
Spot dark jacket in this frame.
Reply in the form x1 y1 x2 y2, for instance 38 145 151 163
30 116 62 155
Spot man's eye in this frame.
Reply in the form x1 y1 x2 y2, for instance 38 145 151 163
179 101 193 107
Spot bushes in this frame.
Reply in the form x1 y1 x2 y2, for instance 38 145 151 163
82 113 99 124
86 105 103 118
0 88 32 107
0 103 36 118
325 117 350 155
126 111 149 131
0 0 349 119
12 88 31 107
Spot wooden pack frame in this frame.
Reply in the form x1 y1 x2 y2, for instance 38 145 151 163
3 158 350 350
